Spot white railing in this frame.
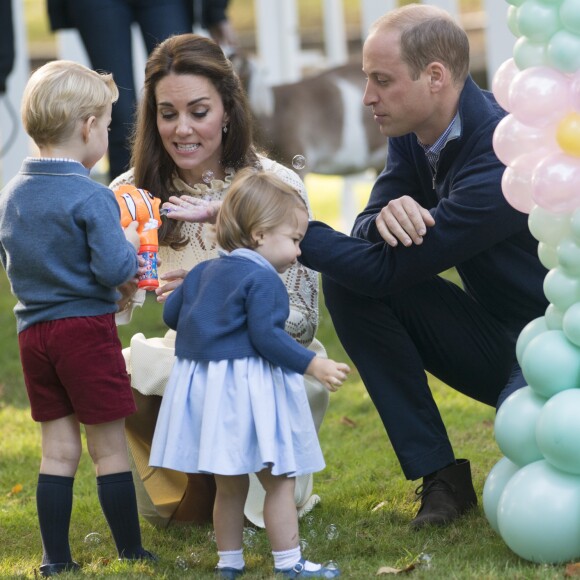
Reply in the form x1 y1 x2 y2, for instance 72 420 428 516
1 0 515 188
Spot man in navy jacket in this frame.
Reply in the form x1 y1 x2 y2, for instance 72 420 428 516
300 4 547 528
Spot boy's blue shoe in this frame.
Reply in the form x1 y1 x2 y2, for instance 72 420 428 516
274 558 341 578
215 565 245 578
39 561 80 577
120 548 158 561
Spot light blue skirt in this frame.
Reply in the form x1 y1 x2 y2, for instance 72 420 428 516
149 357 325 477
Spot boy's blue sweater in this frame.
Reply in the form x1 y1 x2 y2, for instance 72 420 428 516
0 159 139 332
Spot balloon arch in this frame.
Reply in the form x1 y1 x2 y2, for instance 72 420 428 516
483 0 580 564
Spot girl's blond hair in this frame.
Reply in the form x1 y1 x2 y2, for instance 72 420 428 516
21 60 118 146
216 167 308 252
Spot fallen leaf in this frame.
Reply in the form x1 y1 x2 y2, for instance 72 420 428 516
371 501 388 512
11 483 23 494
377 563 416 575
565 562 580 576
340 416 356 427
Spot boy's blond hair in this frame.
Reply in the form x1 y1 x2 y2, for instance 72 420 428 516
21 60 119 147
216 167 308 252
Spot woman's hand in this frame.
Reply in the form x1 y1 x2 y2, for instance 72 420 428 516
162 196 222 224
154 268 188 303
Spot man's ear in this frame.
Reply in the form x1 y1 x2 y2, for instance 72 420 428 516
81 115 96 143
427 62 446 91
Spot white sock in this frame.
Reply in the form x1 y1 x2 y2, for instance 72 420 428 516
304 560 323 572
217 549 244 570
273 546 301 570
272 546 324 572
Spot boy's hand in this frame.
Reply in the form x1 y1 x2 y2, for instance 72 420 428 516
117 280 138 311
305 357 351 392
123 220 140 251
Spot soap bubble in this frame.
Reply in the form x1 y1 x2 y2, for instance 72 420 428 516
292 155 306 170
418 553 432 569
325 524 339 540
242 527 257 548
84 532 102 545
202 170 215 183
175 556 188 570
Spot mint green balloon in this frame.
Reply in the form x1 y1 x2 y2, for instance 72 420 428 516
522 330 580 397
513 36 548 69
538 242 558 269
548 30 580 73
497 460 580 563
536 389 580 474
508 5 521 37
557 237 580 276
543 267 580 310
563 302 580 345
571 207 580 243
494 386 545 467
528 205 571 245
518 0 561 43
483 457 520 533
516 316 549 365
560 0 580 35
545 303 564 329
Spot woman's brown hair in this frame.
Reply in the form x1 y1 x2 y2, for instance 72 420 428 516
131 33 260 246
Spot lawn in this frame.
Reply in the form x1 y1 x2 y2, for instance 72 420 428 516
0 178 573 578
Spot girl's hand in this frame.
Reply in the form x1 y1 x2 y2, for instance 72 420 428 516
155 268 188 303
162 196 222 224
305 358 351 392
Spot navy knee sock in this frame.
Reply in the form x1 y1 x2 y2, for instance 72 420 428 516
36 474 74 565
96 471 144 558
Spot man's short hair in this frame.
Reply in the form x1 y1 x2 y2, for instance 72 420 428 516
371 4 470 85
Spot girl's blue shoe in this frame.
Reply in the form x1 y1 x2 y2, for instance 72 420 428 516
274 558 341 578
215 566 245 579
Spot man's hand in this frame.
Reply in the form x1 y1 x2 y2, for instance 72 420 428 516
375 196 435 247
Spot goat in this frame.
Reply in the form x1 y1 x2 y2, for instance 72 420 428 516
233 55 388 176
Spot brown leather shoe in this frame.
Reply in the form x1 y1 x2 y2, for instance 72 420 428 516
410 458 477 529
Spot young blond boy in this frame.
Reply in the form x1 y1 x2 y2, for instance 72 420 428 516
0 60 155 577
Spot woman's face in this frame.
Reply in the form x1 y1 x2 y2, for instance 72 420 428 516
155 72 229 183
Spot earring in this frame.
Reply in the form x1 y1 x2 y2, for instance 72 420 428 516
222 125 228 134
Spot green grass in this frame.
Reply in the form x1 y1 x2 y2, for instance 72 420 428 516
0 202 575 579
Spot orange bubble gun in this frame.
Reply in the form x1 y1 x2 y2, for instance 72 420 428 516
114 184 162 291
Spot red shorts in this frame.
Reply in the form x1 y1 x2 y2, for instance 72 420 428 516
18 314 136 425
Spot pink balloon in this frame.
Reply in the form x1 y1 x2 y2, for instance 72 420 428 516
502 149 551 214
509 67 572 128
493 114 557 166
493 58 520 111
532 151 580 212
571 70 580 112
